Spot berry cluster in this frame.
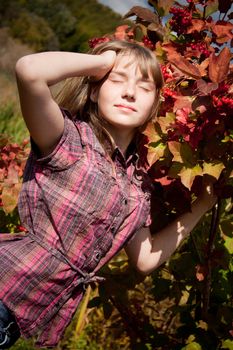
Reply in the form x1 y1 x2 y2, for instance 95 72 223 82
169 7 192 35
162 87 177 99
142 36 155 50
88 36 110 48
212 95 233 113
189 42 211 58
160 87 177 115
161 65 173 81
16 225 28 232
211 83 230 96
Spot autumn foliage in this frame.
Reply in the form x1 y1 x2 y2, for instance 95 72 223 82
0 135 29 234
89 0 233 223
85 1 233 349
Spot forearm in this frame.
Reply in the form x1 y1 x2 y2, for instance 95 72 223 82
15 51 110 86
149 199 210 271
126 197 214 276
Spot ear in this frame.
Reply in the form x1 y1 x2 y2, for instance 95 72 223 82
90 86 99 103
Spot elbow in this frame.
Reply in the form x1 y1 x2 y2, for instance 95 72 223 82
134 261 157 276
133 254 163 276
136 267 151 277
15 55 39 83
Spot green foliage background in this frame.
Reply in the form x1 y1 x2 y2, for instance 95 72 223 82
0 0 124 52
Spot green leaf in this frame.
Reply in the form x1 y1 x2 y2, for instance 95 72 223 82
203 161 225 179
157 112 176 133
168 141 183 163
147 142 167 166
205 0 219 17
168 141 196 166
220 220 233 238
168 162 183 178
169 252 196 280
224 236 233 254
102 301 113 319
143 122 162 143
157 0 174 16
75 285 92 335
179 165 203 190
134 24 145 41
181 342 202 350
221 339 233 350
152 278 171 301
88 296 102 308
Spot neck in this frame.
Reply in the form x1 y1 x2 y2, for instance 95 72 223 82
104 125 135 156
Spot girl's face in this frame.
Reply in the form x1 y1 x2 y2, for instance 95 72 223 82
92 53 156 134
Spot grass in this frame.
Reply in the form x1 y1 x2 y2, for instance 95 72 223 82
0 102 28 143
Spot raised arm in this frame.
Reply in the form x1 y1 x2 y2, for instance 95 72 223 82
15 51 116 156
125 182 217 275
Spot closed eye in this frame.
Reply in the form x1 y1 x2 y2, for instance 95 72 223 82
110 78 124 83
138 85 154 92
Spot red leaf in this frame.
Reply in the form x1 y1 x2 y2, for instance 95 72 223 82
209 47 231 83
114 25 134 40
187 19 206 34
196 79 218 95
168 53 202 79
173 96 193 112
155 176 174 186
211 21 233 43
123 6 160 24
195 264 207 281
162 42 178 57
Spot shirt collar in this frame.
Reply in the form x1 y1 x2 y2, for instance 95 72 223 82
111 140 139 168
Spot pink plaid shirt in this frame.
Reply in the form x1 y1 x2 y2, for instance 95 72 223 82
0 110 153 347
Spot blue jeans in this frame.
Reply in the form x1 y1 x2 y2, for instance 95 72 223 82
0 301 20 349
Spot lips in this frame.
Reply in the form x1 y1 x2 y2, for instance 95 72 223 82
114 104 136 112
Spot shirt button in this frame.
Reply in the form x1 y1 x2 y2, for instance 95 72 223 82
110 226 115 233
94 250 101 261
124 199 128 205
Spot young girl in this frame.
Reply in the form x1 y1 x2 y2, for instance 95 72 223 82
0 40 216 348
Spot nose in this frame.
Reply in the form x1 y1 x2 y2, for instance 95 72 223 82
122 81 136 100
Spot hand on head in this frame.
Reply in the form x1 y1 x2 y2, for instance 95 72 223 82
91 50 116 81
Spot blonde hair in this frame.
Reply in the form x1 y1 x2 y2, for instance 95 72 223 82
56 40 164 152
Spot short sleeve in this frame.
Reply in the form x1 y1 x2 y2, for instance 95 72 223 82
31 109 83 170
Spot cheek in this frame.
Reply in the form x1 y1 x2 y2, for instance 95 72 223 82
142 94 156 114
98 84 119 107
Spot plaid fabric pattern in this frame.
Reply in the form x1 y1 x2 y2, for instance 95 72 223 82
0 110 153 347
